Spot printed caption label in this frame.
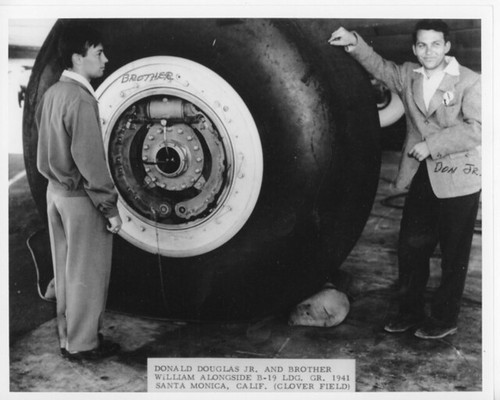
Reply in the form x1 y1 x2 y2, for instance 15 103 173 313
148 358 355 392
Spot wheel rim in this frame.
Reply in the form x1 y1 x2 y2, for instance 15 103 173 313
372 78 405 127
97 56 263 257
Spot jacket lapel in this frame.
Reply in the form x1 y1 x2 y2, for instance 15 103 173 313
426 74 459 117
411 73 427 116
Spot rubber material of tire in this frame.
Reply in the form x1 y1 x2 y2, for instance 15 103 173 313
23 18 381 321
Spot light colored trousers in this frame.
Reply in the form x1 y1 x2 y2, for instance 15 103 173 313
46 189 113 353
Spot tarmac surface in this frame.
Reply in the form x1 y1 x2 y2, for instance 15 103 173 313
8 151 485 393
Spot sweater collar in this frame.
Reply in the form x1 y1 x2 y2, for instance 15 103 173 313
61 70 98 99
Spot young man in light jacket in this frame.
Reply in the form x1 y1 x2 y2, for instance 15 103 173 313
36 24 122 359
329 19 481 339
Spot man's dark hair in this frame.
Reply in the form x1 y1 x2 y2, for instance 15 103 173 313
412 19 450 44
58 23 104 69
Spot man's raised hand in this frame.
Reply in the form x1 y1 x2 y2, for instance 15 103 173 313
328 27 357 47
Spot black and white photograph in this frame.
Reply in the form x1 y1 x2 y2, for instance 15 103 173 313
2 1 498 398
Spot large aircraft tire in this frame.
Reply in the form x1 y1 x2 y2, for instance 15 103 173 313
23 19 380 321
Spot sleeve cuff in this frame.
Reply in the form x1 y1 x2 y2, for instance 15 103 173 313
425 136 444 160
100 205 119 219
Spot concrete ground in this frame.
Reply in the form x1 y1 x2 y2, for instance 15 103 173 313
8 151 483 393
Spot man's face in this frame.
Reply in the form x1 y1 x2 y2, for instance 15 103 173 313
412 29 451 73
78 43 108 81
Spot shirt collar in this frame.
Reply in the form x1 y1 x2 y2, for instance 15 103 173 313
413 56 460 77
61 70 98 99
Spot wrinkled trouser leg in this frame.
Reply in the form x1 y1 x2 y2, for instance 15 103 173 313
397 163 439 318
46 190 113 353
431 190 480 325
397 163 480 325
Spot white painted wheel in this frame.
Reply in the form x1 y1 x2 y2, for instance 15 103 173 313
372 78 405 128
379 91 405 128
97 57 263 257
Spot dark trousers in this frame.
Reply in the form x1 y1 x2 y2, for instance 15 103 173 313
397 162 480 326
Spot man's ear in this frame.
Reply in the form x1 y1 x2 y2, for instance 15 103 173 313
412 45 417 57
71 53 82 68
444 41 451 54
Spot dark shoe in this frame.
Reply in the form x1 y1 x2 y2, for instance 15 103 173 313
414 321 457 340
64 340 120 361
384 313 424 333
60 334 105 359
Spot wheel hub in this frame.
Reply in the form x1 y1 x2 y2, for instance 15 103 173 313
109 96 226 222
142 122 203 190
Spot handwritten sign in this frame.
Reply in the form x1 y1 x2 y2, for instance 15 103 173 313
121 71 174 84
433 162 480 176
